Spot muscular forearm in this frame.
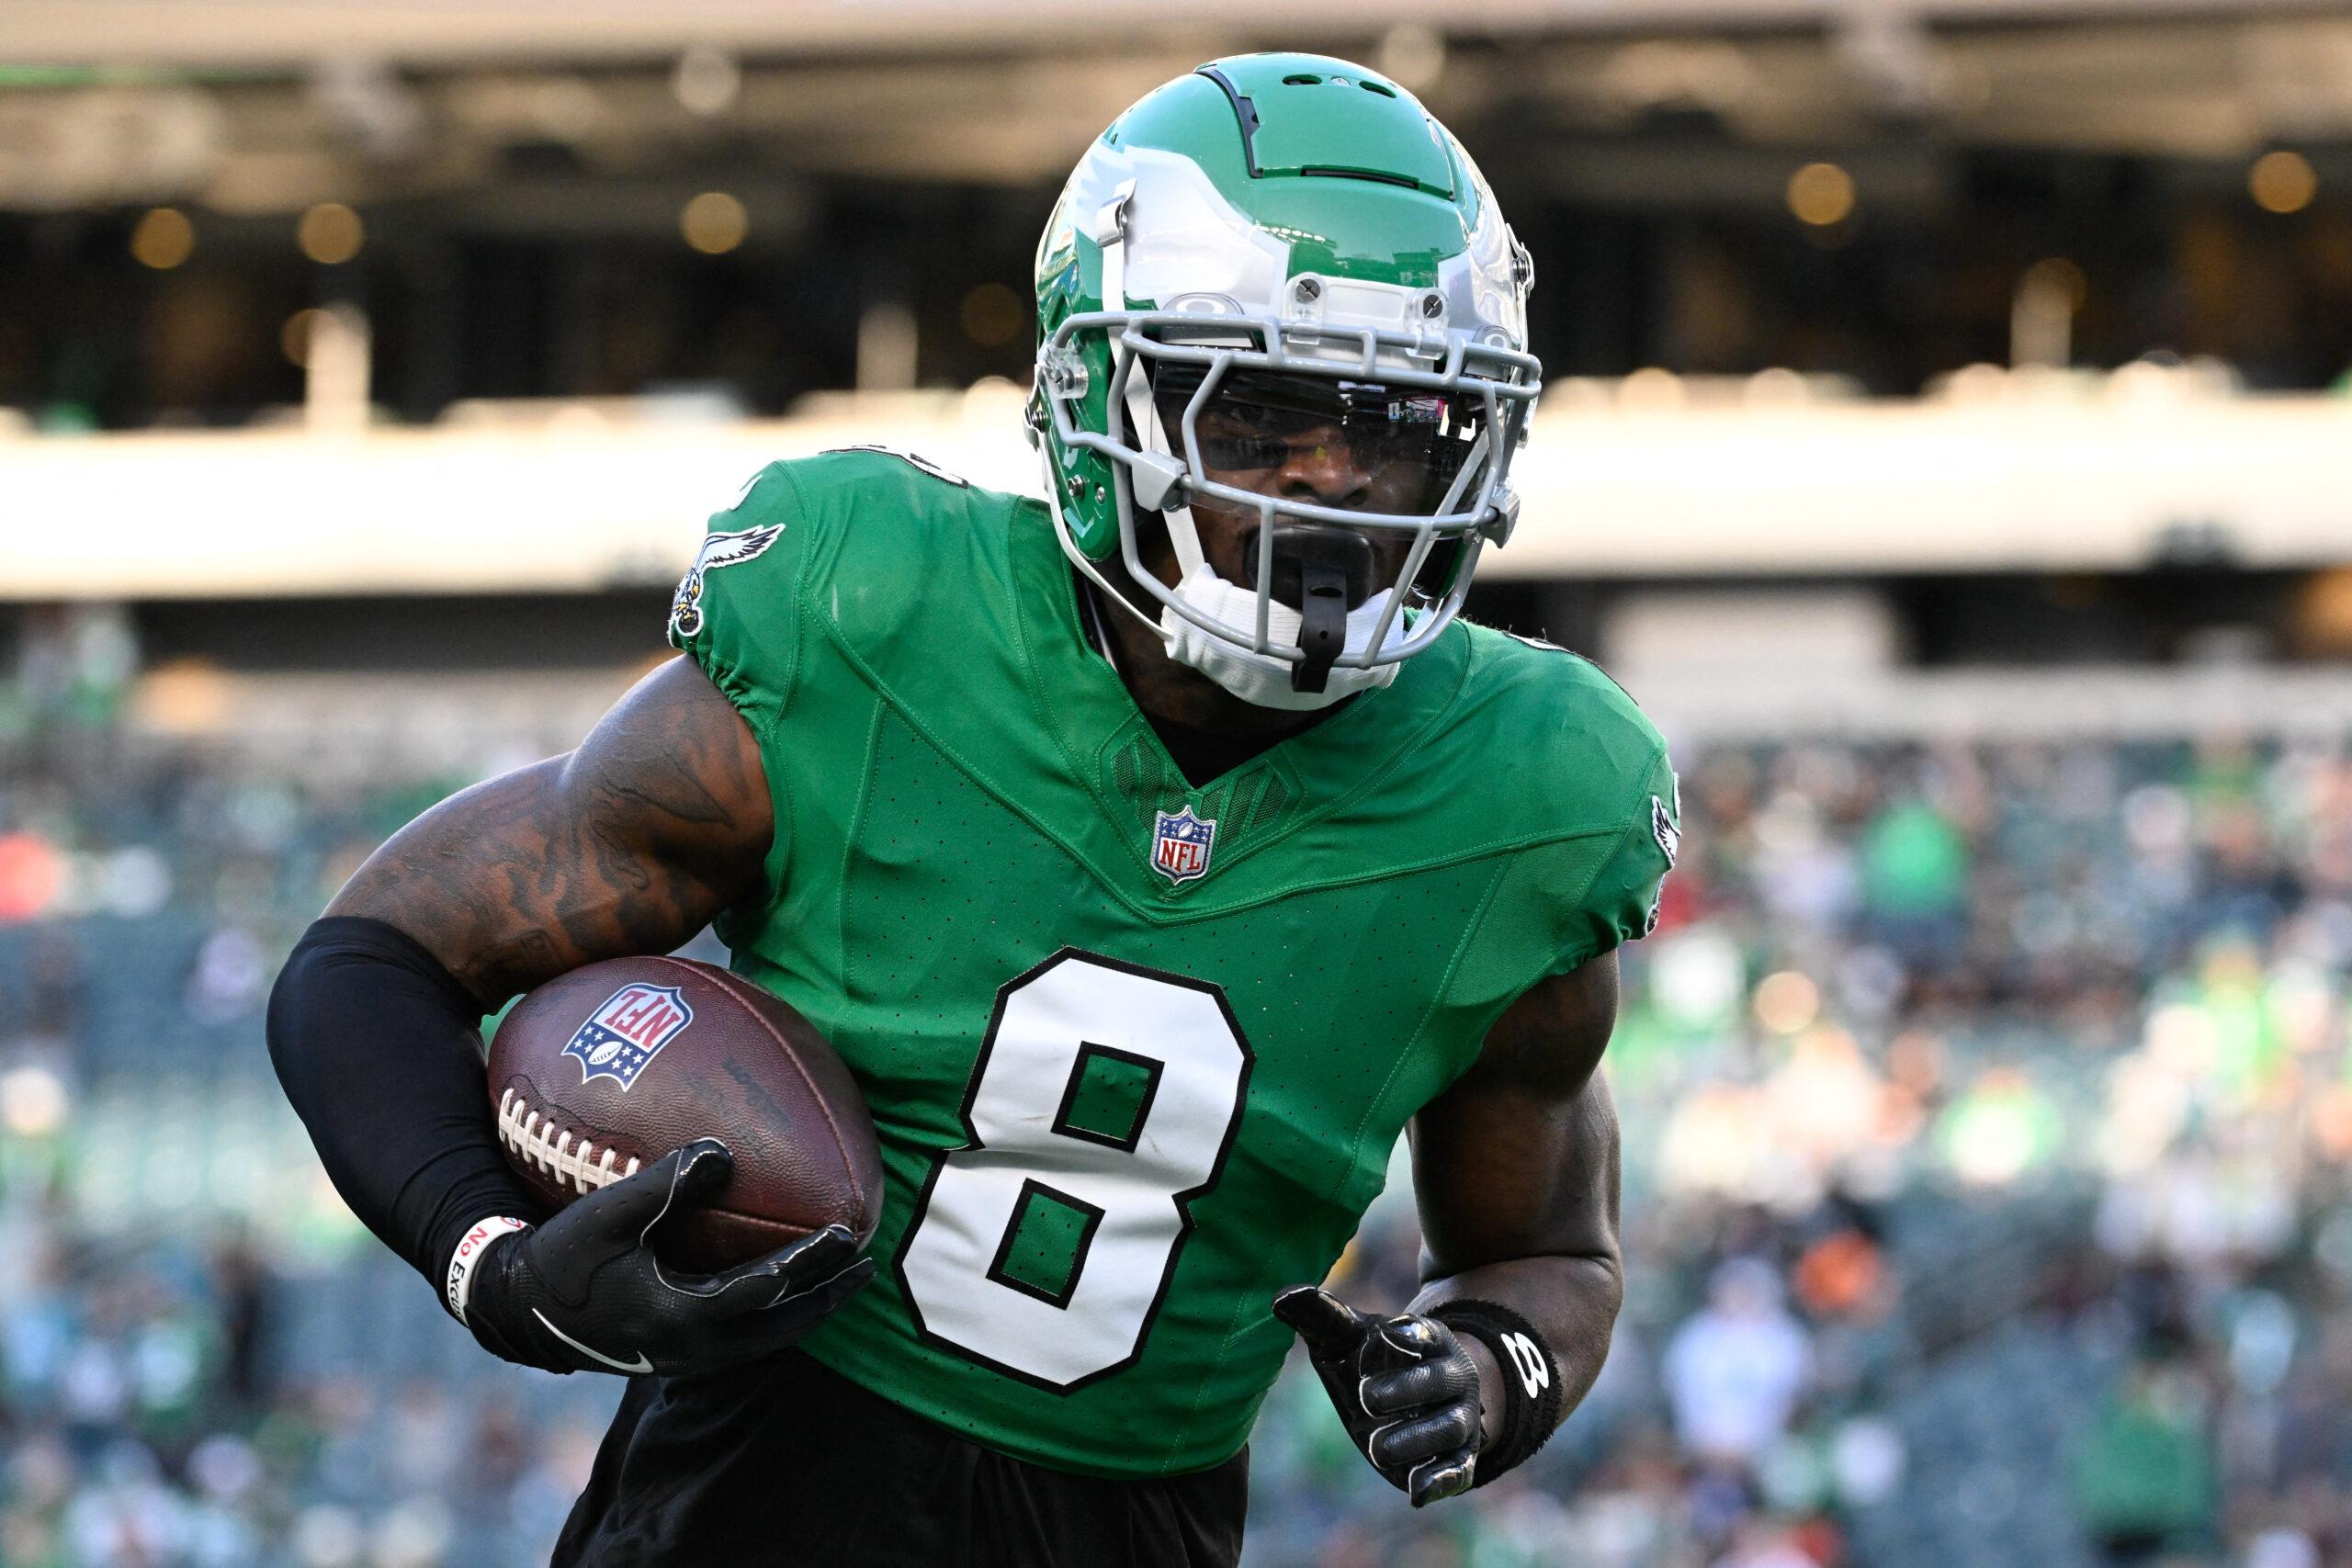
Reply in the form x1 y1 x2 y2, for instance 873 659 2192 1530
1411 1251 1622 1443
274 661 772 1306
268 916 545 1290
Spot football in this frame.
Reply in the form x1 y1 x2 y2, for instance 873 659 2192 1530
486 956 885 1273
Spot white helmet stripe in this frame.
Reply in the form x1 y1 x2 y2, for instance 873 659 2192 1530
1091 180 1133 310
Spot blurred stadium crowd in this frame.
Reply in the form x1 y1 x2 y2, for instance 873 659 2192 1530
0 603 2347 1568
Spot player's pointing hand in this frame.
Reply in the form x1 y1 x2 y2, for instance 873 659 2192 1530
1272 1284 1484 1506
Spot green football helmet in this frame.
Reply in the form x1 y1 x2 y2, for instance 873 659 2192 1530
1027 51 1540 704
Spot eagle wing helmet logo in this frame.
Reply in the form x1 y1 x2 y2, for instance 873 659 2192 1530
669 524 785 640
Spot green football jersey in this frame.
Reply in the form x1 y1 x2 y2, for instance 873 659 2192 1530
667 447 1675 1478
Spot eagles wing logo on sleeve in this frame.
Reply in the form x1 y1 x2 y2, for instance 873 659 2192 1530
668 524 784 641
1645 792 1680 935
1651 795 1680 868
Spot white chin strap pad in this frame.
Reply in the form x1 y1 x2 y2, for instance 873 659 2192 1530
1159 564 1406 712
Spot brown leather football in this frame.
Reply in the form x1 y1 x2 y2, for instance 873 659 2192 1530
486 956 883 1274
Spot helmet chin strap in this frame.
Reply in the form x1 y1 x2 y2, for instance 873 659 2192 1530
1040 434 1404 716
1096 177 1211 611
1046 181 1202 650
1119 351 1208 581
1159 569 1405 712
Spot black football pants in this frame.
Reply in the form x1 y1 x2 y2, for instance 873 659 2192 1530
552 1348 1250 1567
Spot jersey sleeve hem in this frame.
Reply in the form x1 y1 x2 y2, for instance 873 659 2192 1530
1543 735 1675 978
681 637 797 925
1543 809 1643 977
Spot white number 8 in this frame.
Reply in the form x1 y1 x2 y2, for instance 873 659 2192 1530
897 949 1253 1390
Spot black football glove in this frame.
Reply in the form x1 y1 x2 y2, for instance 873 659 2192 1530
1272 1284 1485 1506
466 1137 873 1378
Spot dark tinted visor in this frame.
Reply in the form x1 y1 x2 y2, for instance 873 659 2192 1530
1151 365 1487 517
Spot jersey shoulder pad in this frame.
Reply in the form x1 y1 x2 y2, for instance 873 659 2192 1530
1459 624 1670 818
792 446 1036 649
670 447 993 631
1457 623 1679 963
668 448 1038 725
663 453 883 726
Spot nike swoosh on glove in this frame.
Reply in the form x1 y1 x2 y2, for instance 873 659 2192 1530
465 1137 873 1378
1273 1284 1485 1506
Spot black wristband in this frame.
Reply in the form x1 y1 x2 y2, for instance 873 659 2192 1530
1430 1300 1566 1486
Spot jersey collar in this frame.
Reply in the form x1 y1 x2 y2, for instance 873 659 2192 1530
1007 503 1470 906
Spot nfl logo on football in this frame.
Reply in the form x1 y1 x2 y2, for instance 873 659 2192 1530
1151 807 1217 886
562 983 695 1091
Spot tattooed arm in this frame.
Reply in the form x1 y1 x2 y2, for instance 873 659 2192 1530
268 658 776 1305
328 656 772 1006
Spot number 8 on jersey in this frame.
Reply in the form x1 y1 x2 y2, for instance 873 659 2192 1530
897 950 1253 1390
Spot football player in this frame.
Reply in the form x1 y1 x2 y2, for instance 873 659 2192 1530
270 52 1675 1567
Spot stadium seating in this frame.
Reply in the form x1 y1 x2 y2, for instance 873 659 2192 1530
0 661 2343 1566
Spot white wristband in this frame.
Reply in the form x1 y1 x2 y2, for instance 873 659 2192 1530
446 1216 532 1324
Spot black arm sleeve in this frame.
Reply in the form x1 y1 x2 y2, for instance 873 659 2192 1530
267 916 547 1294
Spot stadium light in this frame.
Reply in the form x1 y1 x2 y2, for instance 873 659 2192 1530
2250 151 2318 215
130 207 196 269
680 191 748 254
298 202 365 265
1787 162 1856 227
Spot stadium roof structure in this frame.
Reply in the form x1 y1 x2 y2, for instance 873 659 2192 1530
9 0 2352 68
3 2 2350 211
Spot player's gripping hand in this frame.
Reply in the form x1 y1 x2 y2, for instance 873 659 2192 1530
1272 1284 1485 1506
462 1138 874 1378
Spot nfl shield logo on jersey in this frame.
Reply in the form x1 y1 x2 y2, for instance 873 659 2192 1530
1151 807 1218 886
562 984 695 1091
